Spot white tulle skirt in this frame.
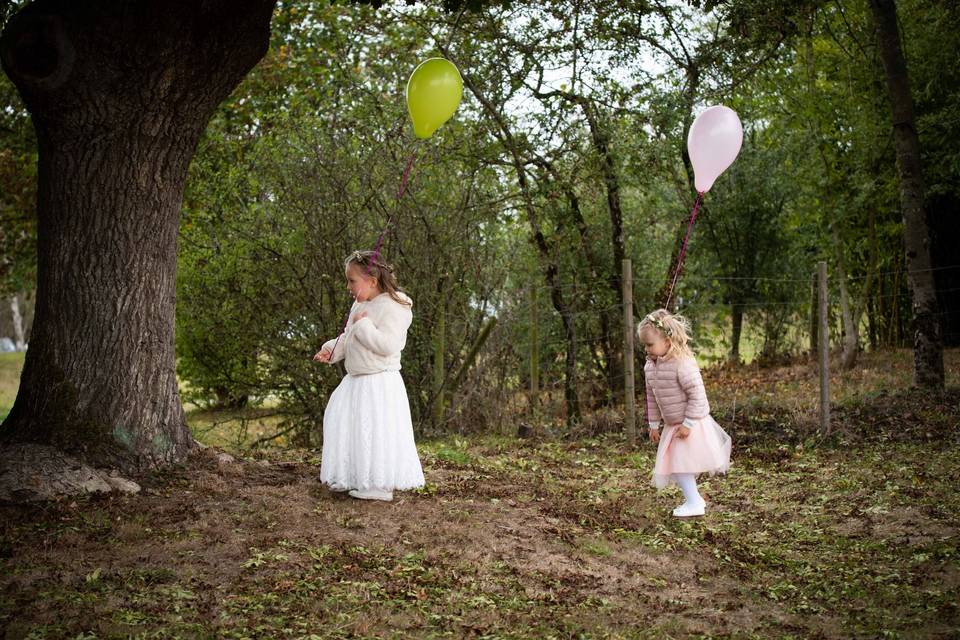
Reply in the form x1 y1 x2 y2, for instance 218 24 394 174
320 371 425 492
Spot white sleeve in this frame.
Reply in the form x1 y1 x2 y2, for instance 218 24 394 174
321 335 346 363
321 301 359 363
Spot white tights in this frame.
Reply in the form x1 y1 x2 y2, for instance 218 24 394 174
672 473 703 505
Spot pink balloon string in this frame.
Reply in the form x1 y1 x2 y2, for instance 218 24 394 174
643 190 704 425
664 190 705 311
327 149 418 360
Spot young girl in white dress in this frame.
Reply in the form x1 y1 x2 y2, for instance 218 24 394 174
313 250 425 501
639 309 731 517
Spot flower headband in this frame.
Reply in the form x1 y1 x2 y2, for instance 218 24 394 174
645 314 672 336
348 250 394 272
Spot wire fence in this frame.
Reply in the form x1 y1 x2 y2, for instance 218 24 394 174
427 261 960 436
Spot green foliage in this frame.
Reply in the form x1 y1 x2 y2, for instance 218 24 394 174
170 0 960 439
0 351 23 420
176 3 508 437
2 0 958 436
0 0 25 30
0 68 35 296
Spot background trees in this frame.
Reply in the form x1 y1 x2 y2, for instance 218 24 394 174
2 0 957 449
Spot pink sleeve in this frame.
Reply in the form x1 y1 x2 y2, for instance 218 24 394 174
643 366 661 424
678 358 710 419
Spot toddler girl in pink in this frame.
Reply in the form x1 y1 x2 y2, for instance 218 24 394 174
639 309 731 517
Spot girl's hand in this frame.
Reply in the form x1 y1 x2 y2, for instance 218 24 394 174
674 425 691 439
313 348 331 363
351 311 368 324
649 428 660 443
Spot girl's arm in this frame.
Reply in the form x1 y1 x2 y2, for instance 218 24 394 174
643 368 662 427
351 303 413 357
320 301 361 363
678 358 710 420
320 334 347 363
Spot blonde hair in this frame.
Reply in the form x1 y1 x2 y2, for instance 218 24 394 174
637 308 694 360
344 250 411 306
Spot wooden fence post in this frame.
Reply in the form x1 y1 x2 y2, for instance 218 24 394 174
810 270 818 359
623 259 637 442
530 286 539 420
818 261 831 435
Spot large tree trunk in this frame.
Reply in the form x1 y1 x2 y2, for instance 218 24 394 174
868 0 944 390
531 155 613 407
0 0 276 483
522 71 629 407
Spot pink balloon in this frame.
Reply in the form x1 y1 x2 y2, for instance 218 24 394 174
687 105 743 193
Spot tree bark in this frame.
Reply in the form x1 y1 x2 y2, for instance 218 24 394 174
0 0 277 475
529 154 616 405
837 264 858 370
831 225 859 370
867 0 944 390
730 304 744 364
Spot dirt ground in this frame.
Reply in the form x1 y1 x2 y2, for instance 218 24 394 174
2 351 959 639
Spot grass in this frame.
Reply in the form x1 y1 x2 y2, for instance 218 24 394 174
1 349 958 637
0 350 285 449
187 405 291 452
0 351 24 421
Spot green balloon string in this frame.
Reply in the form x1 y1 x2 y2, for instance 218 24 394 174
327 147 418 360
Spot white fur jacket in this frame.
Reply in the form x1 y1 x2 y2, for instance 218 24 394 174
323 292 413 375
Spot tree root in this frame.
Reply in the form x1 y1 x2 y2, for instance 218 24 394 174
0 443 141 503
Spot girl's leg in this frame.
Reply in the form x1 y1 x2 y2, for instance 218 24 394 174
672 473 703 504
671 473 705 517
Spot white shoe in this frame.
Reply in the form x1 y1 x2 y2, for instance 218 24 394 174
348 488 393 502
672 501 705 518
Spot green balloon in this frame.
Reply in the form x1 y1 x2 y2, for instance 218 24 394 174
406 58 463 139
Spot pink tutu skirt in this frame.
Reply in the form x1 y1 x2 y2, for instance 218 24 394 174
652 415 731 489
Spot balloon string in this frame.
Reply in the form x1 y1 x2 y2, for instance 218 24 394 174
328 148 418 359
370 149 417 268
663 191 705 311
643 190 703 425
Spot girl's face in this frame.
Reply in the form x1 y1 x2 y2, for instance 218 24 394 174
641 328 670 358
346 264 379 302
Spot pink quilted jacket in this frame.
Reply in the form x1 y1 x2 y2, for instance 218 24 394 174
643 355 711 426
